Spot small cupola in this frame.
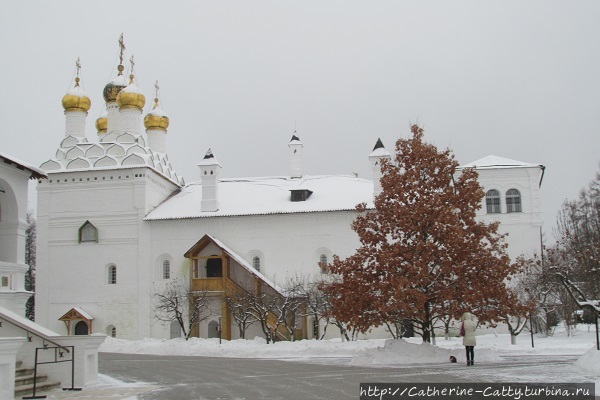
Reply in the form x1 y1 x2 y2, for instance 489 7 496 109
369 138 391 197
288 132 304 179
198 148 222 212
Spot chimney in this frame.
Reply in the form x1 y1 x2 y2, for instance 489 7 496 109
198 148 221 212
368 138 391 198
288 132 303 179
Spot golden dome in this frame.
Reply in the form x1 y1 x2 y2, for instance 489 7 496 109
144 98 169 131
103 66 127 102
117 75 146 110
95 112 107 133
62 78 91 112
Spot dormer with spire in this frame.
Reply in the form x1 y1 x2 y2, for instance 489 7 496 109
369 138 391 197
62 58 91 139
288 132 303 179
103 34 128 134
144 81 170 153
116 55 145 135
198 149 221 212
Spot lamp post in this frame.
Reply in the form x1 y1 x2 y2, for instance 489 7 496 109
218 316 222 345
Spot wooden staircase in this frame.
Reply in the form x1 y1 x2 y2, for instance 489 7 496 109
14 361 61 398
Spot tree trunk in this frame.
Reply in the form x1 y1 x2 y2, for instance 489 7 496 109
511 334 517 345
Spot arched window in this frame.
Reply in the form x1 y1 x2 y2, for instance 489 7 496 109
108 264 117 284
79 220 98 243
252 256 261 272
506 189 522 213
74 321 89 335
163 260 171 279
107 325 117 338
319 254 328 274
485 189 501 214
320 254 328 264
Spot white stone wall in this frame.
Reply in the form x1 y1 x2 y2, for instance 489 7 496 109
35 168 178 339
473 166 543 259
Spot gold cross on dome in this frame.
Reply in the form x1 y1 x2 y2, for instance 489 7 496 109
118 33 126 65
74 57 81 86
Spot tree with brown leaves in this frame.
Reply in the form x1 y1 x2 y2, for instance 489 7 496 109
323 125 524 342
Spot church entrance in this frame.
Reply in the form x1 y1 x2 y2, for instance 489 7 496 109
206 258 222 277
74 320 89 335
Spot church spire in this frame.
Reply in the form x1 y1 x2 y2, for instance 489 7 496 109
116 54 145 134
62 58 91 138
145 81 170 152
288 131 304 179
103 34 128 134
369 138 391 197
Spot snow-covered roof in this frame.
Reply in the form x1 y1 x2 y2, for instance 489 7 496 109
72 307 94 320
459 155 543 170
0 152 47 179
145 174 374 220
0 304 60 337
40 132 183 186
66 85 89 98
207 235 282 294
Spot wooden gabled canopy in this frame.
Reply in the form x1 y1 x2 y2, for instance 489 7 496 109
59 307 94 335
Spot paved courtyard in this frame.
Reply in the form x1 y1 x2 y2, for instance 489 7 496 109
39 352 597 400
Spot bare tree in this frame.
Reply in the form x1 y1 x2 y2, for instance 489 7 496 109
545 169 600 343
152 278 213 340
297 277 330 340
274 277 307 342
225 291 257 339
248 291 278 344
25 210 36 321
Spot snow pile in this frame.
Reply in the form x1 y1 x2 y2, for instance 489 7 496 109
351 339 500 366
574 346 600 374
100 336 386 359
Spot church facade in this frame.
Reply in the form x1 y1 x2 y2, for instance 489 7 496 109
34 48 545 341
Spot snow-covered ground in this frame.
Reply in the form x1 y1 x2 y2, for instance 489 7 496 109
99 324 600 373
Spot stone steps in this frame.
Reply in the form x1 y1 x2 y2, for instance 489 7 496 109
14 362 62 398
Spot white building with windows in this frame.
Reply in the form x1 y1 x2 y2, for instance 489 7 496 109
34 51 545 341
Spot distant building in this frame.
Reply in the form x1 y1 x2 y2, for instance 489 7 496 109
34 45 545 341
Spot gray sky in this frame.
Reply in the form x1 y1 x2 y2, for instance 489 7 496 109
1 1 598 241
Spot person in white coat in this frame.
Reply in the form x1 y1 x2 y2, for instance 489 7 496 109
461 311 477 366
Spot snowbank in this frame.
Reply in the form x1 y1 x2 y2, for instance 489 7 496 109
100 336 386 360
99 326 599 369
351 339 501 366
574 346 600 374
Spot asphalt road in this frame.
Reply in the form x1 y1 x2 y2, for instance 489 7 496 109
98 352 594 400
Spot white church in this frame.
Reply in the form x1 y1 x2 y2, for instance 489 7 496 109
32 47 545 342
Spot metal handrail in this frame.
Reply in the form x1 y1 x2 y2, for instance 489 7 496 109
0 312 70 353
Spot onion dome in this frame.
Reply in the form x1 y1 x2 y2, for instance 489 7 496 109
144 97 169 131
103 65 127 102
95 111 108 133
62 77 91 112
117 74 146 110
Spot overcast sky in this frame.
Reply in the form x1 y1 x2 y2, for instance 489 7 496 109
1 1 598 241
